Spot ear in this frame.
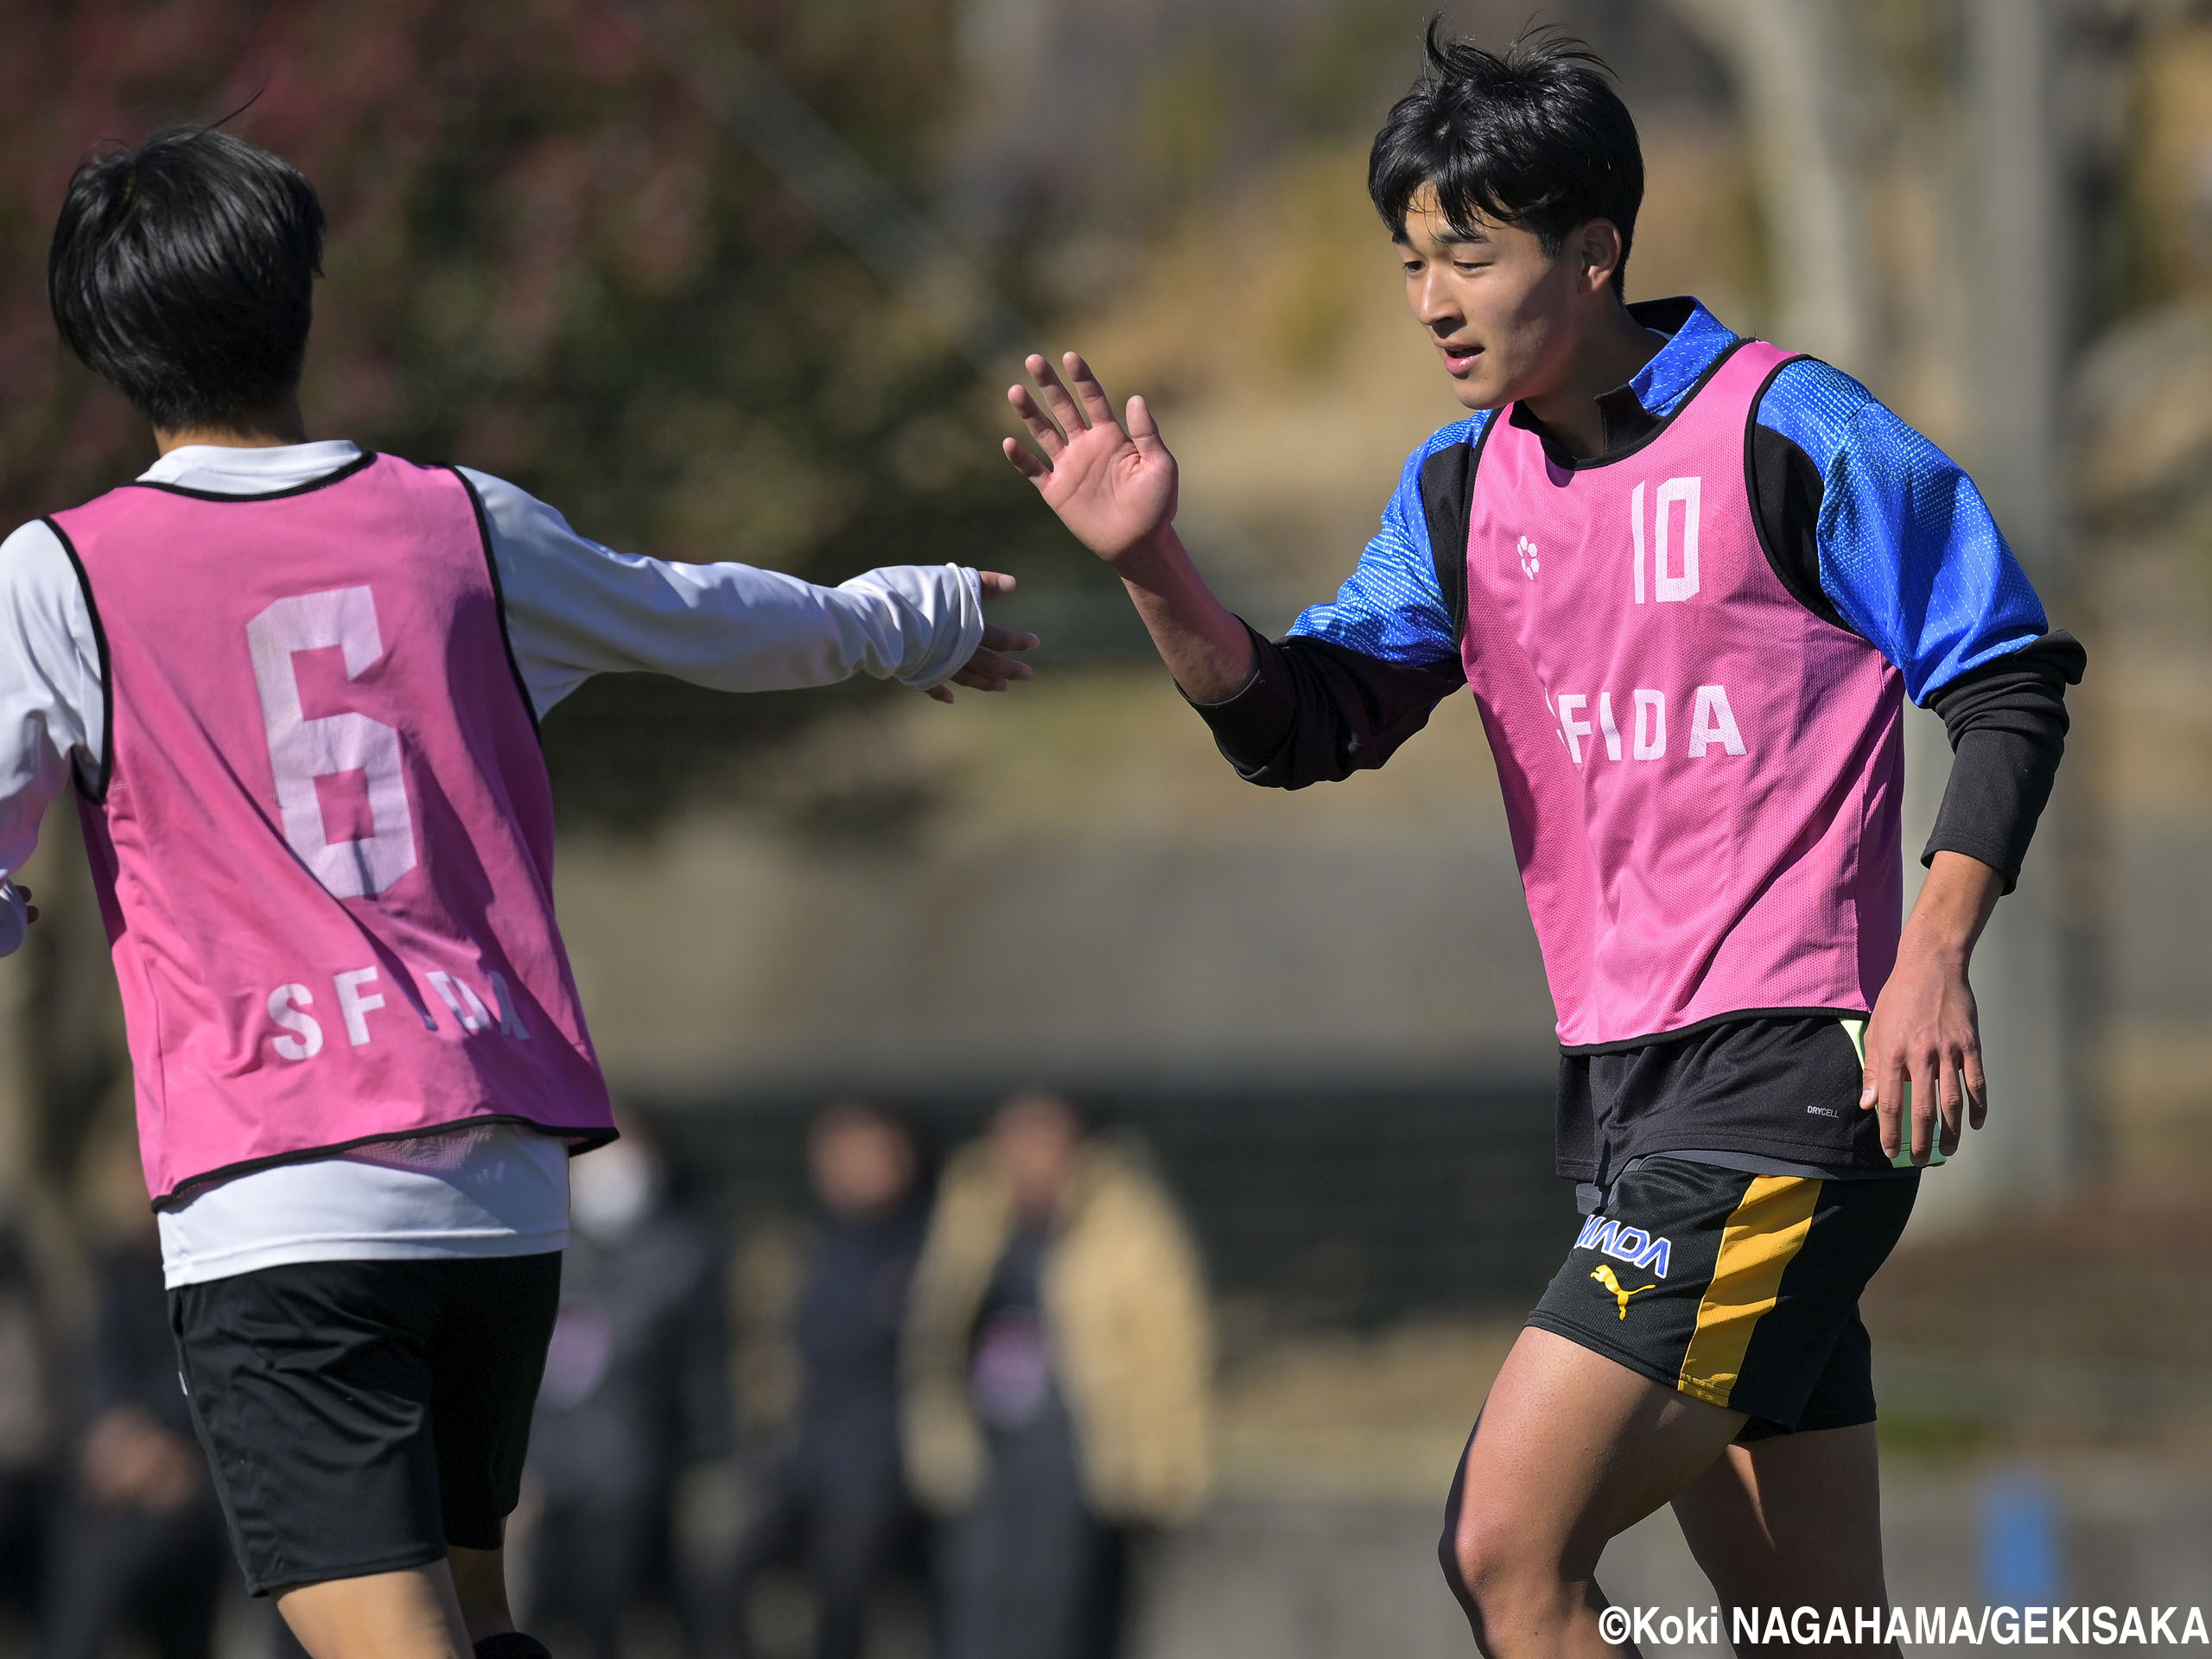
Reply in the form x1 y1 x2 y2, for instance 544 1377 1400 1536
1577 219 1625 295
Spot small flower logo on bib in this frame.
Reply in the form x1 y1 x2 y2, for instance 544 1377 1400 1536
1516 535 1541 580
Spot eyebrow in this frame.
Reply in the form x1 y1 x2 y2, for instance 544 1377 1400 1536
1397 224 1491 253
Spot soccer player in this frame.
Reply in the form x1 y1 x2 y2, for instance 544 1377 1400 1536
1002 28 2082 1657
0 126 1035 1659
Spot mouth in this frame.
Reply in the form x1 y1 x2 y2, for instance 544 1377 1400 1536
1438 340 1482 374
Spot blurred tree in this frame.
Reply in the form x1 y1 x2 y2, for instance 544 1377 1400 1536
0 0 1066 836
1665 0 1875 372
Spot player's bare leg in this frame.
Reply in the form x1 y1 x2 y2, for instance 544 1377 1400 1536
1441 1325 1744 1657
1671 1423 1897 1658
274 1561 472 1659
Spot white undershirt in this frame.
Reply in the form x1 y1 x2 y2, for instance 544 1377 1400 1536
0 442 985 1286
155 1123 575 1286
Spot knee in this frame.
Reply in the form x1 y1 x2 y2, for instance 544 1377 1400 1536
1438 1494 1554 1630
1436 1519 1474 1613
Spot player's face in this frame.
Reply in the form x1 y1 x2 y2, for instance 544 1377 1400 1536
1395 184 1594 412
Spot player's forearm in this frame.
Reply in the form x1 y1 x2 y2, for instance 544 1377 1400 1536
504 553 950 711
600 562 976 692
479 467 982 709
1919 632 2083 889
833 565 986 687
1112 528 1256 703
1898 850 2004 966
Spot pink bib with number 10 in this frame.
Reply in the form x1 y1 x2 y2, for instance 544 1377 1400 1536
50 453 613 1202
1459 340 1908 1049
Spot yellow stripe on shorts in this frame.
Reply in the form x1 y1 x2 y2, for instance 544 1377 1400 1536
1675 1175 1822 1409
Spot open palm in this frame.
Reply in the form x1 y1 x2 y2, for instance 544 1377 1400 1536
1002 353 1179 565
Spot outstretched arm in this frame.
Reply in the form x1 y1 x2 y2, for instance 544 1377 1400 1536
461 470 1038 716
1001 353 1253 702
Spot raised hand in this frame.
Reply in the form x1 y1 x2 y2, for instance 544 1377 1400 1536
1002 353 1178 565
925 572 1039 703
1001 351 1252 702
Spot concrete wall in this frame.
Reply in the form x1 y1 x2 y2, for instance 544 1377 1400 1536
553 678 1558 1098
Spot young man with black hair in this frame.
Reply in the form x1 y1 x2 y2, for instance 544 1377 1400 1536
1004 26 2081 1657
2 124 1036 1659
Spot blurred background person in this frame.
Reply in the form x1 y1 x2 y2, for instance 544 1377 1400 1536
524 1113 732 1659
903 1092 1211 1659
0 1192 54 1646
38 1117 226 1659
722 1102 931 1659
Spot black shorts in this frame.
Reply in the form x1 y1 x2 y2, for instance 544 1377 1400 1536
1555 1015 1896 1185
1526 1157 1916 1438
169 1253 561 1595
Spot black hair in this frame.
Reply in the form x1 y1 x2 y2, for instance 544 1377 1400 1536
48 125 325 430
1369 22 1643 293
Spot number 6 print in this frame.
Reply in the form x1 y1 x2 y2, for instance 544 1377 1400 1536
245 586 416 899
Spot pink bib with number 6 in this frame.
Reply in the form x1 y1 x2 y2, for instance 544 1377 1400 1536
51 454 613 1202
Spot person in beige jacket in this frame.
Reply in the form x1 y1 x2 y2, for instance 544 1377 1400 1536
902 1092 1211 1659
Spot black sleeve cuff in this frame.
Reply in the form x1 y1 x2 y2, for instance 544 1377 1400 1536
1181 623 1299 779
1181 622 1466 790
1924 728 2044 890
1921 631 2086 892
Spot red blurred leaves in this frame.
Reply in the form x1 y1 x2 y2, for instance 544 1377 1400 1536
0 0 964 555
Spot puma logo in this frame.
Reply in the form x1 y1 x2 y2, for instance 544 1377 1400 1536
1590 1263 1659 1320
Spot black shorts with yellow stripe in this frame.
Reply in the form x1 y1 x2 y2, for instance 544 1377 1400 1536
1525 1157 1918 1439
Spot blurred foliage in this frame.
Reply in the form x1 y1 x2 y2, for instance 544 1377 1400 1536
2123 19 2212 315
0 0 1065 836
0 0 1767 849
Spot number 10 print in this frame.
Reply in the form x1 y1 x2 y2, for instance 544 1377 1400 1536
1630 477 1701 604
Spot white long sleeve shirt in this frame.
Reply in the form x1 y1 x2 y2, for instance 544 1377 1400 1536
0 442 985 1284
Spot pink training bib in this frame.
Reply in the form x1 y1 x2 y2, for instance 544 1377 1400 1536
50 454 613 1201
1460 341 1906 1050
